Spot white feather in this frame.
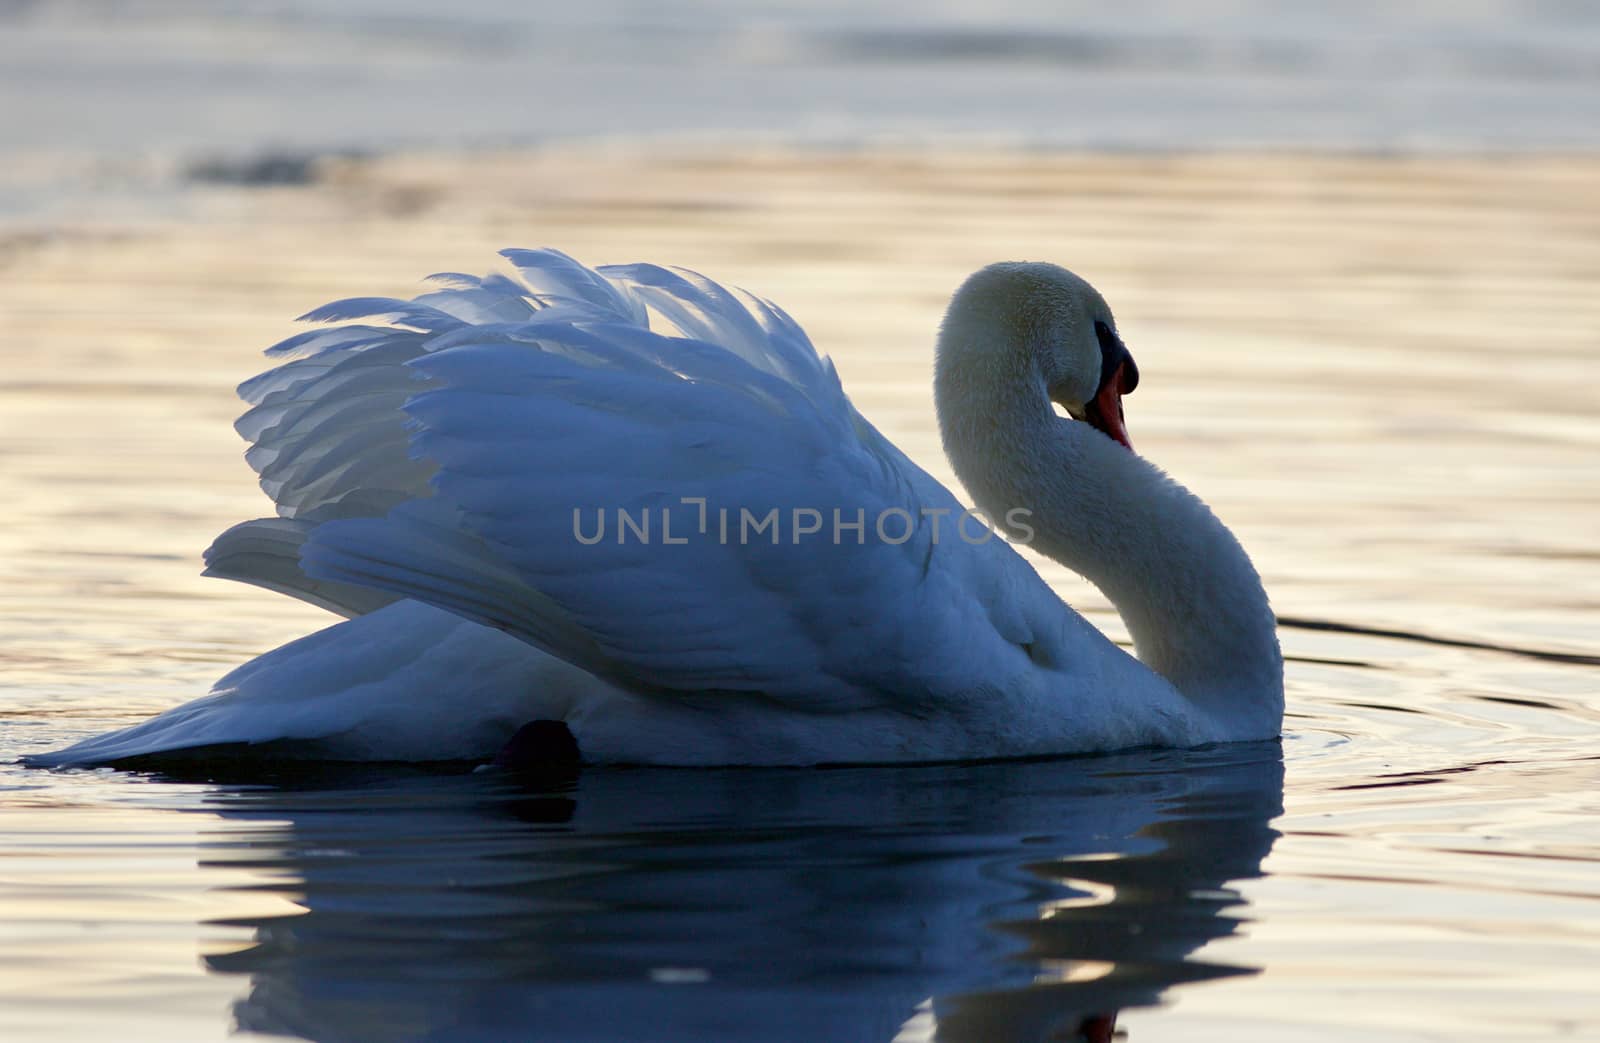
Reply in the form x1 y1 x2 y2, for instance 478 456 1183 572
35 601 592 764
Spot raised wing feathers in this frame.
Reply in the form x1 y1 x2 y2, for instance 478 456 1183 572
219 249 1025 711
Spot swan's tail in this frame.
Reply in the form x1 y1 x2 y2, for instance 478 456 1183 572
26 602 568 766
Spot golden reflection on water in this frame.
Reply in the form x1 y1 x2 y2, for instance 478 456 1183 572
2 147 1598 1040
4 148 1596 681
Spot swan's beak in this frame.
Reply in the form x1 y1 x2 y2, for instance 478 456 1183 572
1084 359 1135 451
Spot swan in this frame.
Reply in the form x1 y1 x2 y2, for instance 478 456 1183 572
29 250 1282 768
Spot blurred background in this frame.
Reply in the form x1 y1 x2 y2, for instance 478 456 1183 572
2 3 1599 1042
7 0 1600 220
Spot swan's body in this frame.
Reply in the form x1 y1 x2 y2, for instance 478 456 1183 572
32 251 1281 768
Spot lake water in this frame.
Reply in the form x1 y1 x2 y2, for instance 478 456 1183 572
3 4 1600 1041
2 147 1597 1041
8 0 1600 222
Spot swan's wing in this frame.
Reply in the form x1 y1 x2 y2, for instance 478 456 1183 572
253 251 1041 713
203 251 634 613
203 518 396 618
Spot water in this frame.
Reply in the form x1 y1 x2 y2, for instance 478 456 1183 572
2 148 1597 1040
3 4 1600 1040
7 0 1600 220
9 0 1600 152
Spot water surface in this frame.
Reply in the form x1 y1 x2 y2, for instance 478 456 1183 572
2 150 1598 1040
8 0 1600 221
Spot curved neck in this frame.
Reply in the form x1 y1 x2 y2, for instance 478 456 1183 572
935 337 1283 738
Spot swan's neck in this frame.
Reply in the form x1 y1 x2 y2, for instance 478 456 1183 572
936 344 1283 737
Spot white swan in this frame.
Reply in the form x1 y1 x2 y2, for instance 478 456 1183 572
31 250 1282 767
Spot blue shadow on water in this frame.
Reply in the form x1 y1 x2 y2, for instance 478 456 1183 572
188 744 1283 1042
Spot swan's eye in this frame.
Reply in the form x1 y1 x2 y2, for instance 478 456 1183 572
1094 321 1138 395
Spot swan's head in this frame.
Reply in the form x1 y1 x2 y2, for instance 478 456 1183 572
936 261 1139 450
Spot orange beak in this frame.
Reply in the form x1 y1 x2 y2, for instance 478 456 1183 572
1084 359 1134 451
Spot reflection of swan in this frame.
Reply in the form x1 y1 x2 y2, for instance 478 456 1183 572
196 745 1283 1041
35 252 1281 767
